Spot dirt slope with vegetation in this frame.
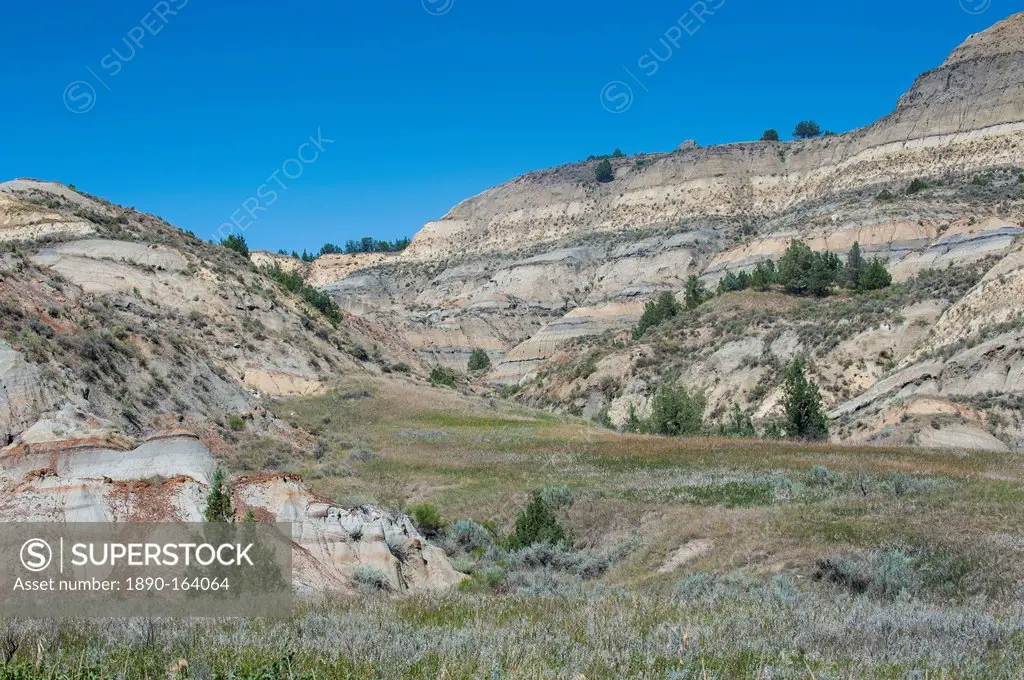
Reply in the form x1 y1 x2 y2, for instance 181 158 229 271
0 179 463 590
9 373 1024 677
305 12 1024 452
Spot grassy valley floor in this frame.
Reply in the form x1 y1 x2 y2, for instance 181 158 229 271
4 376 1024 678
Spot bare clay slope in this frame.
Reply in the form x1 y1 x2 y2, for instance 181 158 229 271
404 12 1024 261
0 180 465 593
0 179 391 448
317 13 1024 451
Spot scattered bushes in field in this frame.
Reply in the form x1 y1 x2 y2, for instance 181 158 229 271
467 348 492 372
313 439 332 461
815 548 919 599
429 365 458 387
6 570 1022 676
434 489 628 595
348 448 376 463
503 541 622 579
886 472 944 496
814 543 1007 603
539 484 574 509
807 464 834 486
678 571 800 605
448 533 631 596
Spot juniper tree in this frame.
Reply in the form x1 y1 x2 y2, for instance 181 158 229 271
648 385 706 437
793 120 822 139
509 492 567 549
782 357 829 440
632 291 680 339
204 468 234 522
858 258 892 292
220 234 249 258
846 242 866 288
750 260 778 291
684 275 709 309
467 348 492 372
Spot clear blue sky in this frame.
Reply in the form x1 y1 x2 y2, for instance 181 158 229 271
1 1 1017 253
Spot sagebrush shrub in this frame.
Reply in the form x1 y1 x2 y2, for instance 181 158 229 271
352 565 390 591
449 519 493 552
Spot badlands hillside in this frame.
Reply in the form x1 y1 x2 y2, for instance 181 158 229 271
0 179 460 592
1 7 1022 602
302 11 1024 453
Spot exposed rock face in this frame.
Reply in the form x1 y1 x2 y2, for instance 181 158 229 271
0 180 99 242
307 253 399 287
398 13 1024 263
0 183 464 595
923 242 1024 350
0 435 463 594
309 13 1024 451
0 340 50 446
0 179 419 446
238 477 465 594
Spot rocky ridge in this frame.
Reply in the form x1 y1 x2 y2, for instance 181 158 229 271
307 13 1024 451
0 179 462 594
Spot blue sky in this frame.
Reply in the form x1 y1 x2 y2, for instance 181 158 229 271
0 0 1017 253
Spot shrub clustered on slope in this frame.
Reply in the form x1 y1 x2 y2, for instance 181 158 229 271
635 240 891 342
260 263 342 325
